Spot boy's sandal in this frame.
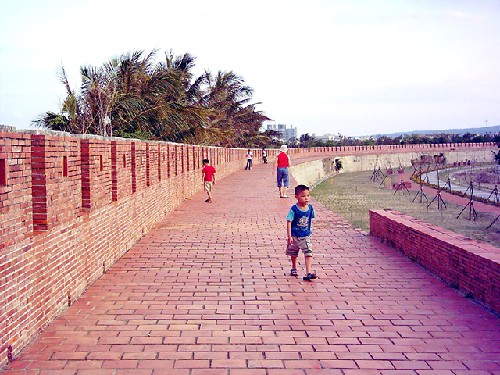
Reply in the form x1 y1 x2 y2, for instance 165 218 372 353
290 268 298 277
303 272 317 281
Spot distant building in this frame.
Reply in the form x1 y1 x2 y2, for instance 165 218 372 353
313 133 342 142
313 133 372 142
265 123 297 141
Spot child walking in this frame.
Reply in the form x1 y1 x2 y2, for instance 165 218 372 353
202 158 216 203
245 149 253 170
286 184 317 280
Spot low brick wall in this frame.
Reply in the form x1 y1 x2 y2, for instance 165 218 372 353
370 209 499 313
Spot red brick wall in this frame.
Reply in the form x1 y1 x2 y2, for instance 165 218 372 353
0 125 497 367
0 129 255 368
369 209 499 313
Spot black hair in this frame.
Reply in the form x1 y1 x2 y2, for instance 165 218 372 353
295 184 310 195
202 159 209 164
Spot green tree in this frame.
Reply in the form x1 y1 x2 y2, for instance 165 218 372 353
298 133 315 148
33 49 270 147
202 70 269 146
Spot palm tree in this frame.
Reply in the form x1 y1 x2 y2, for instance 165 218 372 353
201 70 269 146
33 66 82 133
34 49 270 147
154 51 208 143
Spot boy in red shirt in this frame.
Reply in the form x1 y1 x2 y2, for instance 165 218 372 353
202 158 216 203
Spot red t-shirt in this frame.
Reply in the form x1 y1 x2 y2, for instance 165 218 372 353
202 165 216 182
277 152 289 168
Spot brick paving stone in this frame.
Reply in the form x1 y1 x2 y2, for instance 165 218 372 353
345 371 384 375
190 370 229 375
115 370 152 375
320 359 358 369
1 160 499 374
336 352 372 360
230 370 267 375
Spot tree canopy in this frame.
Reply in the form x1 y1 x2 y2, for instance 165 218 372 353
293 132 500 148
33 49 271 147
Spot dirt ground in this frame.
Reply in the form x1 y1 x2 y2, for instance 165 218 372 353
312 168 500 248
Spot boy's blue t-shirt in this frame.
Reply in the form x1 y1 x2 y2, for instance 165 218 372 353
286 204 315 237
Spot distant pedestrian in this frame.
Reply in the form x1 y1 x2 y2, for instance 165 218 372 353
202 158 216 203
286 184 317 281
245 149 253 170
275 144 291 198
262 148 268 164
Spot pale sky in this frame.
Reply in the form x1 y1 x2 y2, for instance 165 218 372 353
1 0 499 137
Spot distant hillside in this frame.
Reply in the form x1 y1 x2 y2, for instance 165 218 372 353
373 125 500 138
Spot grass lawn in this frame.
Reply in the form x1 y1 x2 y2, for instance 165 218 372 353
312 169 500 248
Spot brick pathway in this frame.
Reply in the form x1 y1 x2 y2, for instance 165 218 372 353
2 161 499 375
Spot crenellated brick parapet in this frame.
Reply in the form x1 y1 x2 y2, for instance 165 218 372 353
0 127 256 368
0 125 497 368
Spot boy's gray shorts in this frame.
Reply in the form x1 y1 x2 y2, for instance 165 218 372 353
286 236 313 257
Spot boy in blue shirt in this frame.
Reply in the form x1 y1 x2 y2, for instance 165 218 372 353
286 184 317 281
